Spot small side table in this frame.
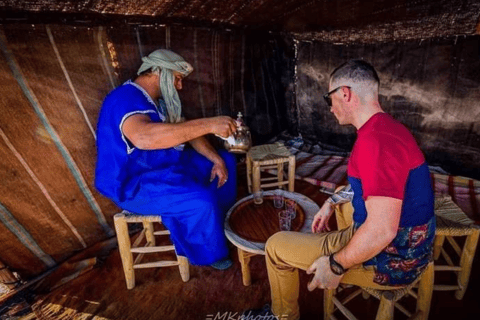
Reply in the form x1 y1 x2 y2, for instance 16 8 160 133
246 143 296 194
224 190 319 286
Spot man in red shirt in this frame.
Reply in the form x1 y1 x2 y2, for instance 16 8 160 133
245 60 435 320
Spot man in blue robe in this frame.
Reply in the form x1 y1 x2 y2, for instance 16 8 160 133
95 49 238 269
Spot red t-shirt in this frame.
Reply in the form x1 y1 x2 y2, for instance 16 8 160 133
346 112 435 286
348 112 425 200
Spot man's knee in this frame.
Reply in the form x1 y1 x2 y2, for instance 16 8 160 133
266 231 292 259
185 190 218 212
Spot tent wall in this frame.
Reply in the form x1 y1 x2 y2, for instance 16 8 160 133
1 20 479 280
294 35 480 180
0 23 293 279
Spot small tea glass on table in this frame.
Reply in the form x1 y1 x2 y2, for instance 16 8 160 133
253 190 264 205
278 210 292 231
273 189 284 208
285 199 297 219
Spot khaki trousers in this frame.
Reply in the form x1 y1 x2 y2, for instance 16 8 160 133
265 201 392 320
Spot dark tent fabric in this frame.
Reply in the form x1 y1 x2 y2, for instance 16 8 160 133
2 0 480 42
0 23 292 279
294 35 480 181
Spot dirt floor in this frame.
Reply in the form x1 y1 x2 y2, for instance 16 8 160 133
5 162 480 320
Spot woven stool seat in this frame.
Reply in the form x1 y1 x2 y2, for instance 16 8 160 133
436 216 478 236
246 143 295 193
435 196 478 235
325 263 434 320
114 211 189 289
362 281 417 302
432 196 480 299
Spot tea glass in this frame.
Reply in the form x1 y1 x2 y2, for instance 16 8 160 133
285 199 296 219
253 189 264 205
278 210 292 231
273 189 284 208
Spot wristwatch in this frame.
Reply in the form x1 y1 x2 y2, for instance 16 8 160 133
329 254 347 275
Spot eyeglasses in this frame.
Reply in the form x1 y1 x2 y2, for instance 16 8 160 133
323 86 350 106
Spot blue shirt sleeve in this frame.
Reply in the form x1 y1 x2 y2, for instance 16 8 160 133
99 83 163 154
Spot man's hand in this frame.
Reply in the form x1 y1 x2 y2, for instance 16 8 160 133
306 256 343 291
311 199 335 233
210 116 237 138
210 159 228 188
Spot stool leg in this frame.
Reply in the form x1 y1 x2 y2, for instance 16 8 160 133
324 289 335 320
238 249 252 286
177 256 190 282
143 221 155 247
252 163 261 194
375 292 394 320
416 263 434 320
288 157 295 192
433 235 445 260
246 154 253 194
114 215 135 290
455 229 480 300
277 163 284 189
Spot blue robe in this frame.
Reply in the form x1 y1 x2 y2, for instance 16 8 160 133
95 81 237 265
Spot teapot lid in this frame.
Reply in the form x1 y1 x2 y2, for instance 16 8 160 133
236 112 246 127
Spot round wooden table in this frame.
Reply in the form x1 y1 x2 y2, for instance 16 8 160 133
225 190 320 286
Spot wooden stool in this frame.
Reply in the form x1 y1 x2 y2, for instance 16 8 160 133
246 143 295 194
433 196 480 299
114 211 190 289
324 263 434 320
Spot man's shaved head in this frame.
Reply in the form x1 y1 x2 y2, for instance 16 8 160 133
330 60 380 101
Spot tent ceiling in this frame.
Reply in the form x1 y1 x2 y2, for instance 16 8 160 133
1 0 480 42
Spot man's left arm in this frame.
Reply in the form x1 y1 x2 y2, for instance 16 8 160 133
189 136 228 188
307 196 402 290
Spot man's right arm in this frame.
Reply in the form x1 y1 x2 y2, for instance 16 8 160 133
122 114 237 150
306 196 402 291
333 196 402 269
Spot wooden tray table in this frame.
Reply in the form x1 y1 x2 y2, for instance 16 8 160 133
225 190 320 286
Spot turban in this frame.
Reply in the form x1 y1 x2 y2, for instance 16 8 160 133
137 49 193 123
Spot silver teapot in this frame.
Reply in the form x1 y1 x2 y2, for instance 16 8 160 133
218 112 252 153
